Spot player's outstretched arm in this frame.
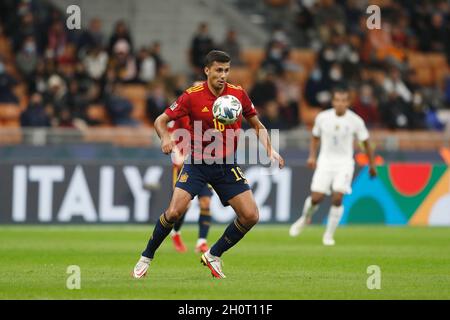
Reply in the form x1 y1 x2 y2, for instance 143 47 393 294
154 113 175 154
307 136 320 169
362 139 377 177
246 115 285 169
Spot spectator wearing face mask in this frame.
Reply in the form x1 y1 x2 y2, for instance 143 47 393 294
328 63 344 86
263 28 290 75
305 67 330 107
16 35 38 77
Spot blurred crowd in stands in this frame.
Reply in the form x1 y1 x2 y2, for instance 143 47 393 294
255 0 450 130
0 0 449 132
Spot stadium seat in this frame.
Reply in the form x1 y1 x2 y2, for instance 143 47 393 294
86 104 110 125
0 34 13 61
130 99 147 124
427 53 447 69
434 66 449 87
116 84 148 124
241 48 265 72
1 119 20 127
407 51 449 87
427 53 449 86
298 98 320 128
407 52 428 69
0 103 21 122
228 67 255 91
290 49 317 74
415 67 434 86
13 84 29 110
116 84 147 100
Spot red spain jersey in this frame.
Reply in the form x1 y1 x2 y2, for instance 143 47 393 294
165 81 257 161
168 116 190 132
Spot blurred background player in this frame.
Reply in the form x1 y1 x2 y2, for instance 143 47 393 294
289 86 377 246
168 111 213 254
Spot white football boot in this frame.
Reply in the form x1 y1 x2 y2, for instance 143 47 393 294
201 250 226 278
289 216 308 237
322 234 336 246
132 256 151 278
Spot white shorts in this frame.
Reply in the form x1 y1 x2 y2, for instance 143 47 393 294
310 165 354 195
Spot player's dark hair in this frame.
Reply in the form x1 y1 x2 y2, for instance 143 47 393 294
204 50 231 67
331 85 350 98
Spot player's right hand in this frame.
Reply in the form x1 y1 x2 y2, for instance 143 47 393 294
369 165 377 178
269 150 285 169
161 136 175 154
307 157 316 169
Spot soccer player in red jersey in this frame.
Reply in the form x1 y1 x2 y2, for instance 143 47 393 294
133 50 284 279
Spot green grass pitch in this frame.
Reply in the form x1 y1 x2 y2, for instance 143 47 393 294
0 225 449 299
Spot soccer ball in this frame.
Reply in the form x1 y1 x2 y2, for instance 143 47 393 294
212 95 242 125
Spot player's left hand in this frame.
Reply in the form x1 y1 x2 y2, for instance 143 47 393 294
161 136 175 154
171 146 185 167
369 165 377 178
270 150 285 169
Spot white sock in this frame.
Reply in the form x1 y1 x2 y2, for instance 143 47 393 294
324 205 344 238
139 256 151 263
206 249 216 258
302 196 319 220
196 238 207 246
170 230 180 236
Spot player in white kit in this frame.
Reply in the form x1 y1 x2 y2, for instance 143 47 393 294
289 86 377 245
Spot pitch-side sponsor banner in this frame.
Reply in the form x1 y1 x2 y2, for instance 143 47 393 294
1 162 448 225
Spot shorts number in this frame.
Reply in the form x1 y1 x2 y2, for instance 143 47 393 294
231 167 246 182
213 119 225 132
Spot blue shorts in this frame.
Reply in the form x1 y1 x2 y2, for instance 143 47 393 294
175 163 250 206
198 184 213 198
173 166 213 198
